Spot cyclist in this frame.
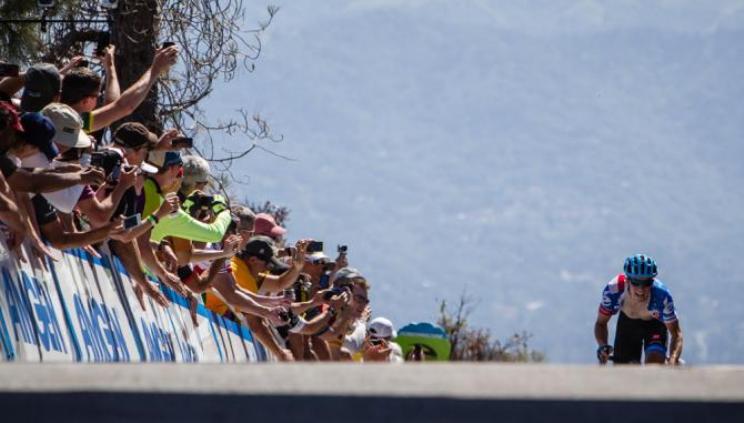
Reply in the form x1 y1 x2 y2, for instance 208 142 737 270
594 254 683 365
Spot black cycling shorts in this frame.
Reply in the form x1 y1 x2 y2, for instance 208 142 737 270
613 311 667 364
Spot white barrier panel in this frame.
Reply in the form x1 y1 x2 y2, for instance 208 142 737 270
0 241 266 363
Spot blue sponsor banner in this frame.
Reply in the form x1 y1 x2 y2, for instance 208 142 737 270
0 243 263 363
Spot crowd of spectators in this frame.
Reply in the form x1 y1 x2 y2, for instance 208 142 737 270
0 44 403 363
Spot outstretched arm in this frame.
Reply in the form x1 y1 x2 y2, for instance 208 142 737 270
100 45 121 104
89 46 178 132
7 167 104 194
41 218 117 250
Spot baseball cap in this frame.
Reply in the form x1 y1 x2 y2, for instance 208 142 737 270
306 251 330 264
368 317 397 340
241 236 285 269
146 150 183 171
182 154 210 185
254 213 287 238
40 103 91 149
334 267 364 282
21 63 61 112
114 122 158 150
19 113 60 161
0 101 24 133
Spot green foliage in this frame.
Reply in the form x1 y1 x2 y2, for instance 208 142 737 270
437 293 545 362
0 0 97 64
0 0 45 63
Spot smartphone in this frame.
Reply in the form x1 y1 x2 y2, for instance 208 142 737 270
369 338 386 346
162 41 176 49
279 310 300 329
306 241 323 253
108 164 121 183
95 32 111 56
123 214 141 229
0 63 20 78
171 137 193 148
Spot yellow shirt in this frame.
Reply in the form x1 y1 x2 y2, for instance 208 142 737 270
205 256 265 315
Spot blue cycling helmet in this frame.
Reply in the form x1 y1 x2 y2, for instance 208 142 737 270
623 254 658 279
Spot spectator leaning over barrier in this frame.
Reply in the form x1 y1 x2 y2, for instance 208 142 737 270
361 317 404 363
61 46 177 133
295 246 348 361
17 112 124 252
205 236 309 361
142 150 232 245
4 112 75 262
177 206 255 297
0 102 105 195
167 155 239 268
39 103 100 213
317 267 371 361
75 122 157 227
76 122 174 308
129 150 190 297
0 63 61 112
201 237 300 359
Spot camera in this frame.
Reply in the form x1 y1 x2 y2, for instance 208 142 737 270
306 240 323 253
190 193 214 210
0 63 20 78
337 244 348 254
123 214 140 229
322 286 350 301
90 150 122 182
278 310 300 329
95 32 110 56
171 136 193 148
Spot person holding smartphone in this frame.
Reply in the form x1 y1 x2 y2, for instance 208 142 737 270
361 317 404 363
60 45 178 133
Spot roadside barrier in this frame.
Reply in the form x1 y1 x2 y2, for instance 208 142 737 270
0 241 266 362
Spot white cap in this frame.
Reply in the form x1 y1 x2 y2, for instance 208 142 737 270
41 102 91 149
368 317 396 340
305 251 330 264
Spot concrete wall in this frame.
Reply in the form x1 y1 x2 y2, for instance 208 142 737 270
1 364 742 422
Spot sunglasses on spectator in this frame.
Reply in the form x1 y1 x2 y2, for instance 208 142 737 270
629 278 654 287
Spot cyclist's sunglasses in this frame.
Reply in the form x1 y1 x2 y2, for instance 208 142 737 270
629 278 654 287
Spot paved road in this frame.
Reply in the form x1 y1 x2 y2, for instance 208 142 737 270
1 363 742 422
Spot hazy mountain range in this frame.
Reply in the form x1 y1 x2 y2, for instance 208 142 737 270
202 0 744 363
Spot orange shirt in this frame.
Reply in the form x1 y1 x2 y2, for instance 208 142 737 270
205 256 265 315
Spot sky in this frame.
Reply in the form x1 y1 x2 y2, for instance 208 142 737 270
202 0 744 363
